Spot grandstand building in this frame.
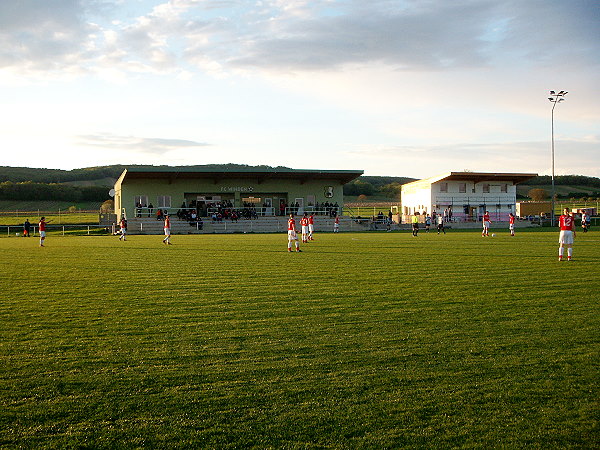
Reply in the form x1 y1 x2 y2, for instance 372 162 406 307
114 167 363 220
401 172 537 222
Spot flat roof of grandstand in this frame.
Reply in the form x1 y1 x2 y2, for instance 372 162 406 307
117 167 364 185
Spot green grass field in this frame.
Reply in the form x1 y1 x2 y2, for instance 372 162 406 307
1 231 598 448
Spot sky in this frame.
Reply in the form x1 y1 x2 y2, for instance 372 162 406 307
0 0 599 178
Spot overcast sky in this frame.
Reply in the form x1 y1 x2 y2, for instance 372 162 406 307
0 0 598 178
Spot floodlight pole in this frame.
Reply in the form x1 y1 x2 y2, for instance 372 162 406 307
548 90 567 227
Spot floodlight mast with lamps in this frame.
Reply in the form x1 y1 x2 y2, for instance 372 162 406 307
548 90 568 226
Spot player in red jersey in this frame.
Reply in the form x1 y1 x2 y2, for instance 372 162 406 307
333 215 340 232
119 217 128 241
300 213 310 243
308 214 315 240
287 213 301 252
558 207 575 261
163 214 172 245
482 211 491 237
508 213 515 236
38 216 52 247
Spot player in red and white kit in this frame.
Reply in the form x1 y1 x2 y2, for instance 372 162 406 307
287 213 301 252
333 215 340 232
163 214 172 245
300 213 310 243
558 207 576 261
482 211 491 237
119 217 127 241
308 214 315 240
508 213 515 236
38 216 51 247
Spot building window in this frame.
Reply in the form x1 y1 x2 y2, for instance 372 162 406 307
134 195 148 207
501 184 508 193
157 195 171 208
459 183 466 193
440 183 448 193
482 184 490 193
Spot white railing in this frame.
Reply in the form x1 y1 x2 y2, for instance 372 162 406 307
1 225 109 236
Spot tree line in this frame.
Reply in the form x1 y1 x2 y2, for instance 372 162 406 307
1 165 598 203
0 181 108 202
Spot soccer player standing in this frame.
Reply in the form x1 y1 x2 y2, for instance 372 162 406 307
482 211 491 237
558 207 575 261
411 213 419 237
333 215 340 233
581 210 589 233
508 213 515 236
38 217 51 247
163 214 172 245
119 217 128 241
300 213 310 243
308 214 315 240
437 213 445 234
287 214 301 252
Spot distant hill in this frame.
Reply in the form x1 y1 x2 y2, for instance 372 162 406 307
0 164 297 184
0 165 598 200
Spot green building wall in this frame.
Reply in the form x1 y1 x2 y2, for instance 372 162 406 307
115 174 348 219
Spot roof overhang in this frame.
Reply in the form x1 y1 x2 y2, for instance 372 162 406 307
116 168 364 186
404 172 538 187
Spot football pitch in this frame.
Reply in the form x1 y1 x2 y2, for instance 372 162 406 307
1 230 598 448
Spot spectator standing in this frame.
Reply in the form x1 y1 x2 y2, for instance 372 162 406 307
23 219 31 237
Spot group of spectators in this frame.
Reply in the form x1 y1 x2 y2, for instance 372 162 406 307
135 202 154 218
279 201 339 217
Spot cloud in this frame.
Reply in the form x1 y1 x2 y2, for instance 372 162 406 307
77 133 210 154
1 0 598 78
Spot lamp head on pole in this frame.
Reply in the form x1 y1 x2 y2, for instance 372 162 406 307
548 90 568 104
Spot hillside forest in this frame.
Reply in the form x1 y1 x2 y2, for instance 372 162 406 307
0 165 599 205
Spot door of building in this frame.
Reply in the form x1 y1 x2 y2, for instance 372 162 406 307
294 197 304 215
263 197 273 216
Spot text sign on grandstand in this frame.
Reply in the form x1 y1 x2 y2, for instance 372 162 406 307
220 186 255 192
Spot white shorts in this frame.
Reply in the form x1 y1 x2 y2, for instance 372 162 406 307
483 221 491 228
288 230 297 241
509 224 514 231
308 224 314 233
40 231 46 238
121 228 127 235
334 223 339 229
558 230 573 245
164 228 171 236
301 226 308 234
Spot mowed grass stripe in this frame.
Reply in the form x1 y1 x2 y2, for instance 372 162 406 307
1 231 598 448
